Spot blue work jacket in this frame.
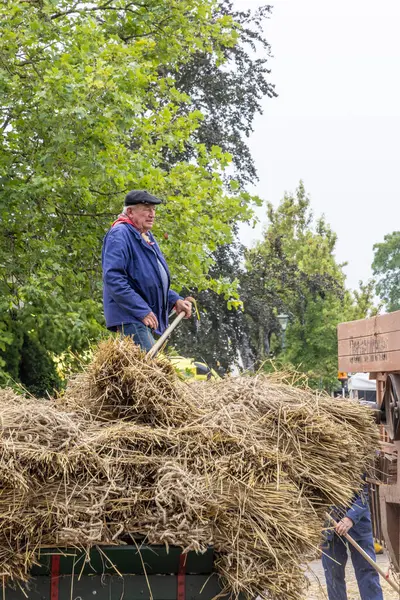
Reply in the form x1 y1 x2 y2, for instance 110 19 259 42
327 484 373 541
102 223 181 335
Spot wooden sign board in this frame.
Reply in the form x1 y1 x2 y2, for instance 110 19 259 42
338 310 400 373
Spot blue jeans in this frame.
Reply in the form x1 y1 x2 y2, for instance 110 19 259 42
109 322 155 352
322 535 383 600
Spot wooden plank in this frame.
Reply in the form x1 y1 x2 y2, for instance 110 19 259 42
338 350 400 373
338 310 400 340
338 330 400 356
338 311 400 373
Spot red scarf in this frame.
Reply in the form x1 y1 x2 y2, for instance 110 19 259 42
112 214 136 228
111 214 154 245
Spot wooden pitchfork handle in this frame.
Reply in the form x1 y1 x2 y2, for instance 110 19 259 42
325 513 400 594
147 311 185 359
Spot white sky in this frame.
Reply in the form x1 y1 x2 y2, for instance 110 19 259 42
235 0 400 290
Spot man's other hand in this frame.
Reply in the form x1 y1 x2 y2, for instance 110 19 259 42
175 298 192 319
335 517 354 536
143 312 159 330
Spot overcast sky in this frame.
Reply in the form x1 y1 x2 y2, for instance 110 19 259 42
235 0 400 290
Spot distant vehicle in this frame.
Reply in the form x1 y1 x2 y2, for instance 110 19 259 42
348 372 377 405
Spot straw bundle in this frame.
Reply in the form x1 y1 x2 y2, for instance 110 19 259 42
64 338 200 425
194 376 375 508
0 338 379 599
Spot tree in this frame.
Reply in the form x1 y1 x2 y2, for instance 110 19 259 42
372 231 400 312
345 281 379 321
174 184 377 383
166 0 278 372
18 334 62 398
171 241 250 373
243 183 375 388
171 1 277 186
0 0 262 385
243 184 343 348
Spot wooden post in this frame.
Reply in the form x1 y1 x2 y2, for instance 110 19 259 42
147 312 185 359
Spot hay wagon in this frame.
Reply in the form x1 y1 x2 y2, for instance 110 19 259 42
3 545 230 600
338 309 400 570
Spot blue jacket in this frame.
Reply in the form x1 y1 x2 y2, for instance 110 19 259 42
102 223 181 335
327 484 373 541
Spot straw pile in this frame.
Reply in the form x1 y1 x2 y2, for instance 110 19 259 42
0 338 379 600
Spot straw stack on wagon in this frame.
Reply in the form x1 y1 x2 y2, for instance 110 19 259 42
0 338 379 600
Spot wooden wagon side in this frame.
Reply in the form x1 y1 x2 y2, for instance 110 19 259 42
338 310 400 570
3 545 229 600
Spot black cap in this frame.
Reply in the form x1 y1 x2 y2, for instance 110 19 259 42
124 190 163 206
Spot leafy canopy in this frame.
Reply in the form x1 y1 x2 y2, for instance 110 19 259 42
0 0 260 382
173 183 376 389
244 183 376 387
372 231 400 312
172 0 276 187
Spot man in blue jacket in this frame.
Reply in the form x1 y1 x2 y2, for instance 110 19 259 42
322 484 383 600
102 190 192 351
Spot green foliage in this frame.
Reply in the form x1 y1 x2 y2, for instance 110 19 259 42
0 318 23 382
19 334 61 398
0 324 61 396
285 281 377 388
174 184 377 385
251 184 375 389
344 281 379 321
53 346 95 384
172 241 249 373
243 183 344 371
0 0 263 385
172 1 276 186
372 231 400 312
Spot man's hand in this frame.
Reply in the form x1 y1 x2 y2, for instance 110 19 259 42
335 517 353 536
142 312 158 330
174 298 192 319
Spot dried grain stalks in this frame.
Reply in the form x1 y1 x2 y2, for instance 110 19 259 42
63 338 201 426
0 338 379 599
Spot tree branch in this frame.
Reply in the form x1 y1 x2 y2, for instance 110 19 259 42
88 187 127 196
59 211 115 217
50 0 152 20
51 0 113 20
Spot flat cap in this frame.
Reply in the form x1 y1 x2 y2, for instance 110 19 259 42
124 190 163 206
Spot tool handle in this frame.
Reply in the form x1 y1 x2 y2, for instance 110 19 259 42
147 311 185 359
325 513 400 593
